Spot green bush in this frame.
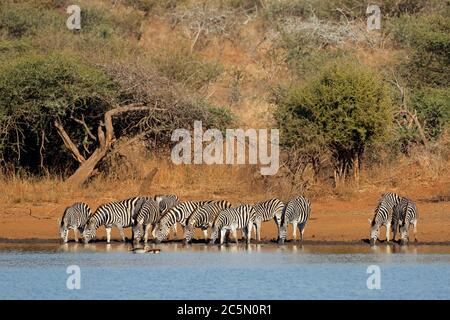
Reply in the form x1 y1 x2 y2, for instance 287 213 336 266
389 13 450 87
0 53 118 173
275 59 393 179
410 87 450 140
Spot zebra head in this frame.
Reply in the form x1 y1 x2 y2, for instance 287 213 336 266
154 224 169 243
209 227 219 245
400 224 409 245
58 219 68 242
184 223 195 244
132 219 144 243
82 221 96 243
278 225 287 244
369 218 379 245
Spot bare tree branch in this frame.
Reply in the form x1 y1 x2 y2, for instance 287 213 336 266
54 120 86 164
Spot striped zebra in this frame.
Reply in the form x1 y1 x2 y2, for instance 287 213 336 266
153 194 180 238
278 196 311 244
184 200 232 243
59 202 92 243
252 198 284 241
131 197 162 243
369 192 402 245
82 197 145 243
210 204 257 245
154 200 215 243
394 197 419 245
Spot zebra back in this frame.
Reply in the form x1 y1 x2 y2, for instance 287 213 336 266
154 194 179 214
187 200 232 228
280 196 311 227
89 197 145 229
61 202 92 230
213 204 256 230
371 192 402 228
133 197 160 226
253 198 284 223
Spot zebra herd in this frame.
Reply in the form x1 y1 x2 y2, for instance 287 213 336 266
58 191 419 246
59 195 312 245
369 192 419 245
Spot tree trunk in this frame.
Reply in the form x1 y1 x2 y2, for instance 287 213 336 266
56 104 155 188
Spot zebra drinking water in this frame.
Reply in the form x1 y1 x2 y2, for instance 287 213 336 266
154 200 215 243
394 197 419 245
252 198 284 241
278 196 311 244
153 194 180 238
82 197 145 243
369 192 402 245
59 202 92 243
210 204 257 245
184 200 232 243
131 197 162 243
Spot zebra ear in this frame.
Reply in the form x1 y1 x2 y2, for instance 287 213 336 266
368 218 372 225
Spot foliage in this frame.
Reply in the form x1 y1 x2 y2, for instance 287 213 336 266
275 59 393 180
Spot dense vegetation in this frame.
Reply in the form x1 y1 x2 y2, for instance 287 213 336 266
0 0 448 189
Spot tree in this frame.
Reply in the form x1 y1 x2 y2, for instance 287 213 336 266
275 60 393 185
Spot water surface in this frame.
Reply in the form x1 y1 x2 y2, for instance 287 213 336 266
0 243 449 300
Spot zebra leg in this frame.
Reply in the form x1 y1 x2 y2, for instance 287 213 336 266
73 229 80 243
299 222 306 242
246 223 253 244
292 223 297 242
144 224 151 243
151 224 157 238
220 229 225 245
386 223 391 242
392 221 398 242
413 220 418 243
172 224 178 240
202 229 208 242
106 227 112 243
254 221 261 242
232 227 239 244
117 225 126 242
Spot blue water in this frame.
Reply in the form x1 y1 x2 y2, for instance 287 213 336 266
0 243 449 299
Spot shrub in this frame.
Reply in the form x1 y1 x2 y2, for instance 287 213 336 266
275 58 393 182
389 13 450 87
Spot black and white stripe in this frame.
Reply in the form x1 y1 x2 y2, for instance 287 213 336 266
210 204 257 245
82 197 145 243
154 200 214 242
278 196 311 244
59 202 92 243
155 194 179 214
154 194 180 238
131 197 161 243
369 192 402 245
394 197 419 245
252 198 284 241
184 200 232 243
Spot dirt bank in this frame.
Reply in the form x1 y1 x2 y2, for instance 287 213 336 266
1 190 449 243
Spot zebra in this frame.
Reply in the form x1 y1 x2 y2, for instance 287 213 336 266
131 197 162 243
155 194 179 213
153 194 179 238
368 192 402 245
154 200 215 243
252 198 284 241
210 204 257 245
184 200 232 243
394 197 419 245
82 197 145 243
278 196 311 244
59 202 92 243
